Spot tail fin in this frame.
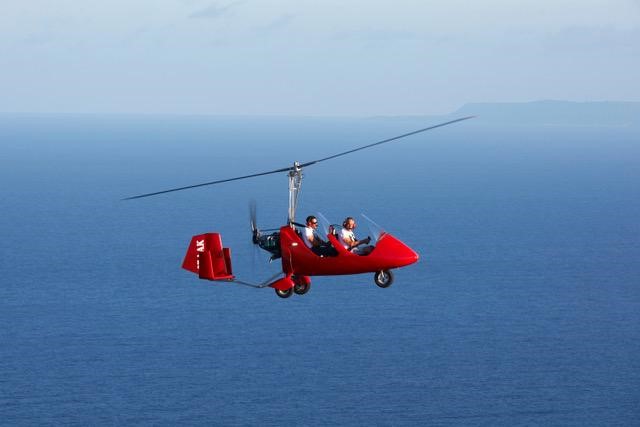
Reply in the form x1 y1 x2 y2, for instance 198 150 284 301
182 233 234 281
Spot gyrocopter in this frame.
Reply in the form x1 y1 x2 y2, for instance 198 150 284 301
125 116 474 298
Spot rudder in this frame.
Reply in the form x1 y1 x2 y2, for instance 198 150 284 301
182 233 234 281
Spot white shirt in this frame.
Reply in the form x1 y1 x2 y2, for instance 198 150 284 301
339 228 356 250
302 226 316 248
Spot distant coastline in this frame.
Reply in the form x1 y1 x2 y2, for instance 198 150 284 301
1 100 639 127
450 100 640 126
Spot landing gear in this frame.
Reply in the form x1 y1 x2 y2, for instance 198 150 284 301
293 275 311 295
272 275 311 298
275 287 294 298
274 284 309 298
294 282 311 295
374 270 394 288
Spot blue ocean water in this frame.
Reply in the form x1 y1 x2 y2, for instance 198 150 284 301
1 114 639 425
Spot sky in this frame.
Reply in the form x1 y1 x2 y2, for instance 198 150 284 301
1 0 639 116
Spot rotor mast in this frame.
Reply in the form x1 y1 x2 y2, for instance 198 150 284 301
287 161 303 226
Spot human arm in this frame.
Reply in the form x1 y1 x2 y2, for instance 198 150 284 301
340 229 370 250
306 227 324 247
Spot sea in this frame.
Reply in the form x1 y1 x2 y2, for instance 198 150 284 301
1 113 638 426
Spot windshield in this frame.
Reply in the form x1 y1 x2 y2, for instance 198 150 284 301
316 212 333 236
317 212 385 243
360 214 385 244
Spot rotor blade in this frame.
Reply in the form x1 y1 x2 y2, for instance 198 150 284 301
299 116 475 168
123 116 474 200
123 166 292 200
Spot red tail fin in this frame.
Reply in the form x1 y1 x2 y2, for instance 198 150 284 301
182 233 234 281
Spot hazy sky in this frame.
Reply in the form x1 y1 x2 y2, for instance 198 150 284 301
1 0 639 115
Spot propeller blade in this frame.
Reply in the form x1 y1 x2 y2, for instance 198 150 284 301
249 199 257 232
249 200 260 270
249 199 259 244
123 116 474 200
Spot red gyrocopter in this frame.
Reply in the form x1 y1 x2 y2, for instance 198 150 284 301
125 116 474 298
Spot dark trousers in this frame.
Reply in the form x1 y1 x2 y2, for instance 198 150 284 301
311 244 338 257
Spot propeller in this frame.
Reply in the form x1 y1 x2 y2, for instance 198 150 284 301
249 199 259 244
123 116 475 200
249 199 259 272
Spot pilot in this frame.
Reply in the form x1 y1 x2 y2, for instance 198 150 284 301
303 215 337 256
339 217 373 255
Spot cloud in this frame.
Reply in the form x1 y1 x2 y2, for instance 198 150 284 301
20 30 55 46
255 13 294 33
189 0 245 19
332 28 419 42
543 25 640 51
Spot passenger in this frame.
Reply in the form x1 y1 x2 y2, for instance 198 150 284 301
339 217 374 255
302 215 337 257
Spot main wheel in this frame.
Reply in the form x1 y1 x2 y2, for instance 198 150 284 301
294 281 311 295
275 287 294 299
374 270 394 288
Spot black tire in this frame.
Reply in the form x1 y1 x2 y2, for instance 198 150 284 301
275 287 294 299
294 281 311 295
374 270 394 288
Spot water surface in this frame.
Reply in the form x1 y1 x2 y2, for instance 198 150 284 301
1 114 638 425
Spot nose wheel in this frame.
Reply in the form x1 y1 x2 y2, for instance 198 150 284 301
374 270 394 288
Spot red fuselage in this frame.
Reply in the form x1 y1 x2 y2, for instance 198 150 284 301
279 226 419 276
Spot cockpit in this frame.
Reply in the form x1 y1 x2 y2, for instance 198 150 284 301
297 214 382 257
